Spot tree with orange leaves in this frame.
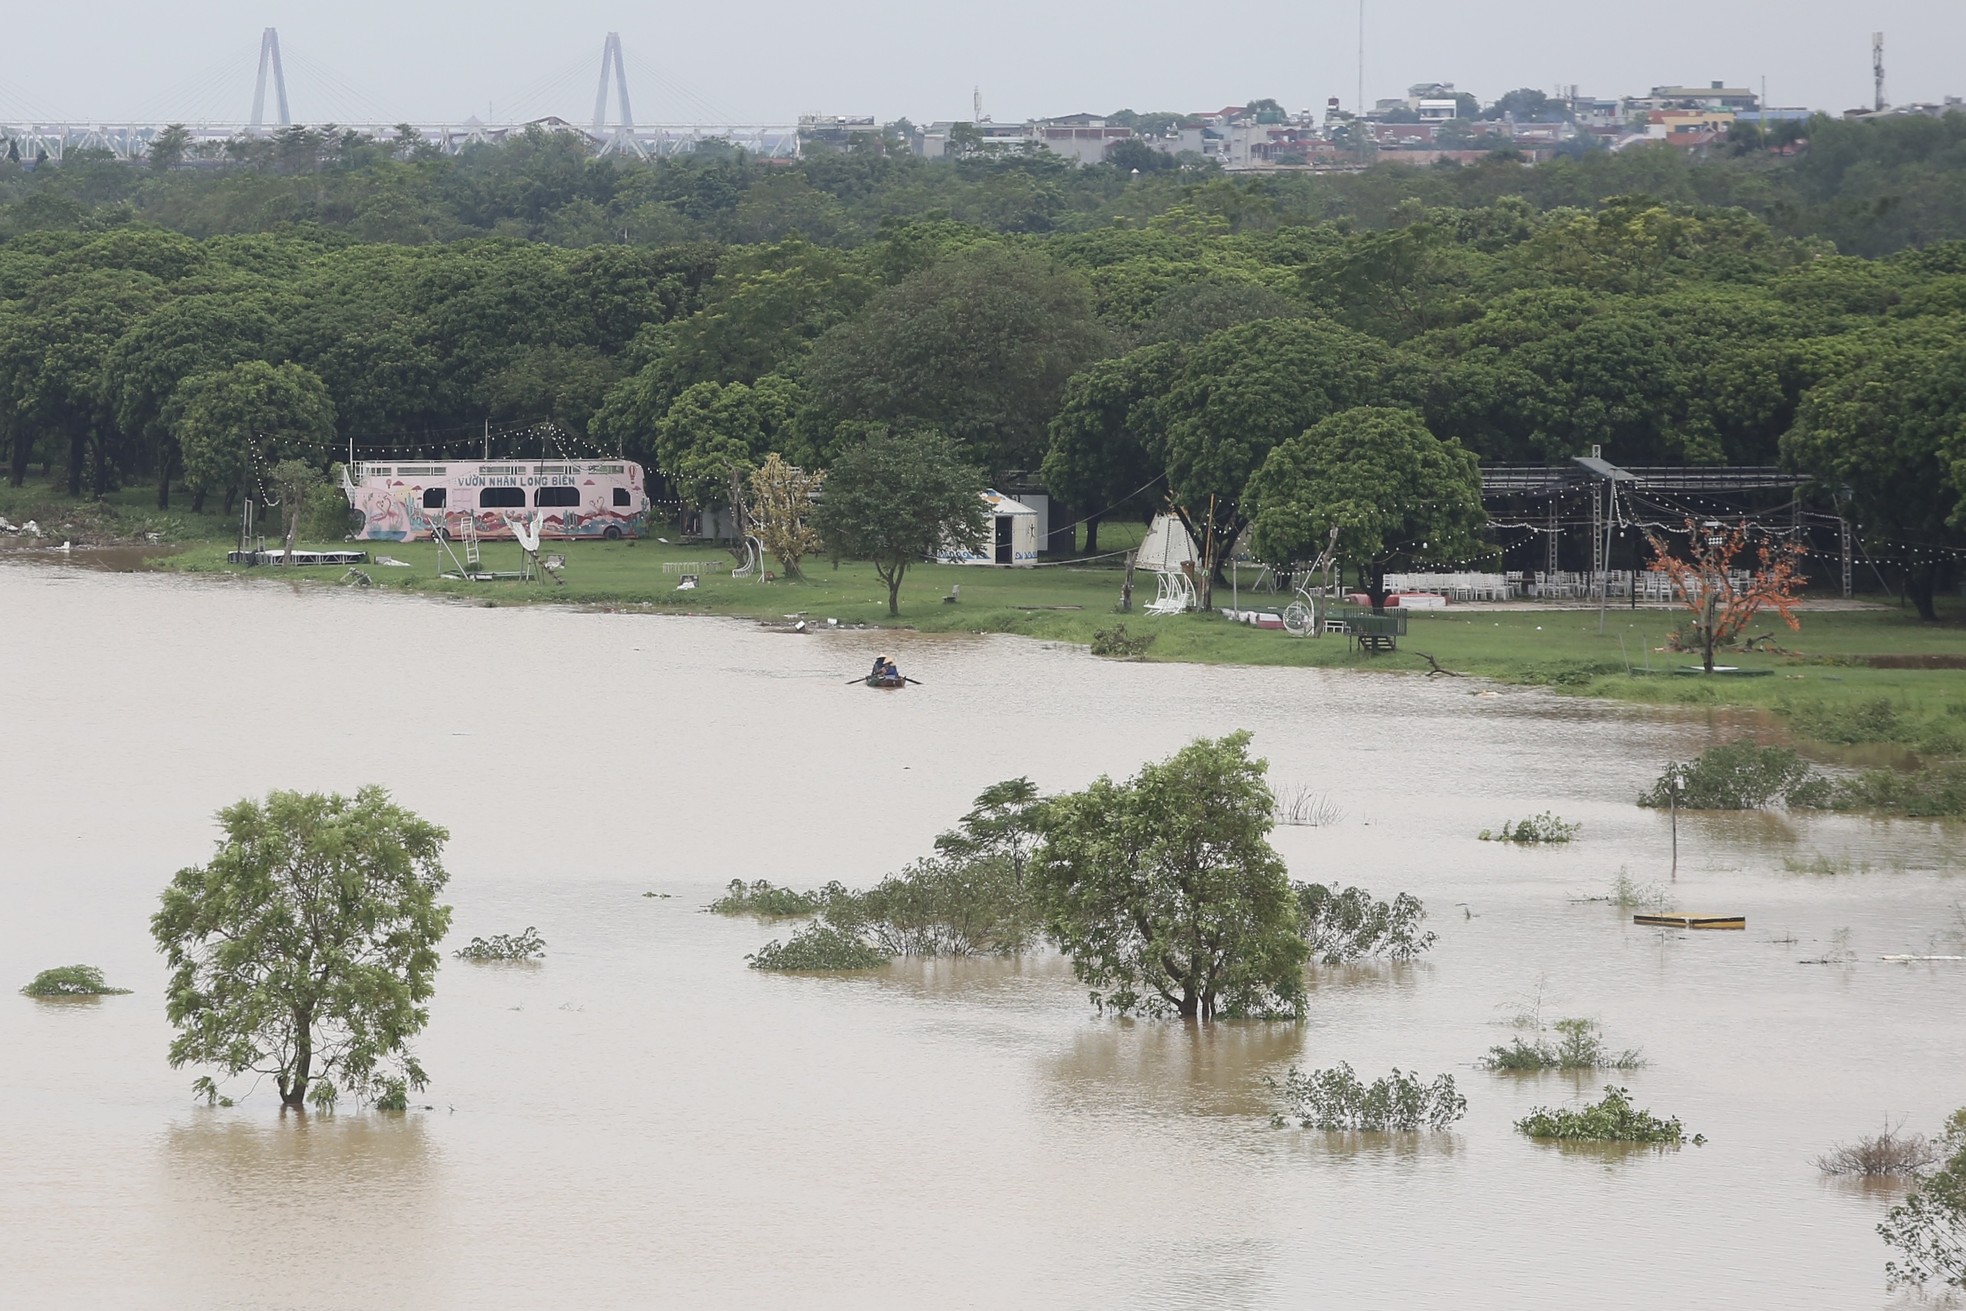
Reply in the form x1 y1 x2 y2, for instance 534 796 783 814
1643 519 1806 673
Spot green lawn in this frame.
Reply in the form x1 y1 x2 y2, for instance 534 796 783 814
11 470 1959 759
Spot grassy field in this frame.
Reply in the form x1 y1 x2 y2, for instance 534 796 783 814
10 475 1960 759
154 528 1966 757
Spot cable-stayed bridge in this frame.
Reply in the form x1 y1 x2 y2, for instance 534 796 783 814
0 29 801 162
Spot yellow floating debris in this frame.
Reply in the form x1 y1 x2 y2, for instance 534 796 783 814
1635 913 1746 930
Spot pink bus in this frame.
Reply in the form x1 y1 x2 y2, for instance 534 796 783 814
341 459 650 542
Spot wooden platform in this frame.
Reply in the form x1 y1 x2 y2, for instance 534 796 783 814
1634 913 1746 930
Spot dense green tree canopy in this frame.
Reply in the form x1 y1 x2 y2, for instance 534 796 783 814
1033 731 1306 1021
172 361 338 508
1244 406 1487 600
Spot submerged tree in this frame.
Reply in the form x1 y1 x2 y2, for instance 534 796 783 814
1642 518 1805 673
1881 1107 1966 1291
1033 731 1306 1020
151 787 453 1110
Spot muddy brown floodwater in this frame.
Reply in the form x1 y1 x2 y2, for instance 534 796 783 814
1 562 1961 1309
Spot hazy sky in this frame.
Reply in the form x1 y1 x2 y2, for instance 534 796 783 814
3 0 1961 128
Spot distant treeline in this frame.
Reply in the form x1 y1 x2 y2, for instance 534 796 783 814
3 113 1965 256
2 114 1962 612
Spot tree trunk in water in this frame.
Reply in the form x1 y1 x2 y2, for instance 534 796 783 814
1908 565 1939 623
283 1022 313 1108
1175 991 1199 1020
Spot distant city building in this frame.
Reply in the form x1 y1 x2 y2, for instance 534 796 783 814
797 115 882 153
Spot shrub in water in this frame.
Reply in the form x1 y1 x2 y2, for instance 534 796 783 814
20 964 130 997
1516 1085 1701 1144
1817 1124 1939 1177
1479 812 1580 844
1269 1062 1467 1131
452 927 546 961
1296 883 1438 964
747 923 891 971
1480 1018 1644 1072
824 855 1037 957
707 879 829 916
1638 741 1825 811
1880 1108 1966 1290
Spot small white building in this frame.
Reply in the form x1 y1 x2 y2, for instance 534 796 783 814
940 490 1039 566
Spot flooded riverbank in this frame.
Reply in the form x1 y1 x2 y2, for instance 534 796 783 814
1 564 1959 1308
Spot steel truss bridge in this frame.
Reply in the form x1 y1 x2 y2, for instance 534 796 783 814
0 29 801 163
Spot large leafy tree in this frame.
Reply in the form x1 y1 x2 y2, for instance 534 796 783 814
1782 321 1966 620
151 787 453 1111
1153 317 1400 601
1033 731 1306 1021
171 361 338 513
1244 406 1486 606
811 427 986 615
802 243 1109 472
651 375 801 510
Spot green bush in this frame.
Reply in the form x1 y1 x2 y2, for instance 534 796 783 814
1638 741 1825 810
1831 763 1966 818
1296 883 1437 963
1090 624 1154 658
747 923 891 971
1479 812 1580 843
1516 1085 1702 1144
1269 1062 1466 1131
1879 1107 1966 1290
1782 696 1905 745
452 927 546 960
21 965 130 997
707 879 829 916
824 855 1037 957
1480 1018 1644 1072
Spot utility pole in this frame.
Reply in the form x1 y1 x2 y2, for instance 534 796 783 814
1356 0 1366 115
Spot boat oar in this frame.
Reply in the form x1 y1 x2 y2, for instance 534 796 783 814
903 677 924 685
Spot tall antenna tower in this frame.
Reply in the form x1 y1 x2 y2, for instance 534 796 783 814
973 86 984 124
592 32 634 131
1356 0 1365 114
250 27 291 130
1871 31 1886 112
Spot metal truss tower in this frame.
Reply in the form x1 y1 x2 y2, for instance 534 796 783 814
592 32 634 133
251 27 291 130
1872 32 1886 113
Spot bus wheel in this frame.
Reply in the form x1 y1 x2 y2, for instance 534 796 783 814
602 526 623 541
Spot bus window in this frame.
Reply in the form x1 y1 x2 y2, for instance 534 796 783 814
613 488 630 507
422 487 447 509
535 487 581 508
480 487 525 508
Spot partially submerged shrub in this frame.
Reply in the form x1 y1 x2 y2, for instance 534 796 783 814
825 855 1037 957
1296 883 1437 964
707 879 828 916
1817 1124 1939 1177
1610 869 1675 913
1481 1018 1644 1072
747 923 891 971
1516 1085 1702 1144
1479 812 1579 844
1090 624 1154 659
1880 1107 1966 1290
1274 785 1343 827
1638 741 1826 810
20 964 131 997
1270 1062 1467 1131
1830 763 1966 819
453 927 546 961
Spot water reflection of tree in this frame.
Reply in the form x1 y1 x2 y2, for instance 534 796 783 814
1043 1022 1308 1120
159 1114 442 1300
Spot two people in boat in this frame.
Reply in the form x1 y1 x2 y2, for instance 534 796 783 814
870 654 903 682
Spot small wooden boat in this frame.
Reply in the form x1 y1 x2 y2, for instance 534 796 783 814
864 674 906 690
1634 913 1746 930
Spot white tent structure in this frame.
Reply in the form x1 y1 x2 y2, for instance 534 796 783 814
1136 512 1198 613
940 490 1039 567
